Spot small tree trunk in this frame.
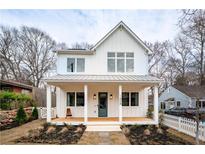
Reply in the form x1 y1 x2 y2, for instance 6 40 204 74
195 99 200 144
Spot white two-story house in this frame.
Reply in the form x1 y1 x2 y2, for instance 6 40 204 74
44 21 162 125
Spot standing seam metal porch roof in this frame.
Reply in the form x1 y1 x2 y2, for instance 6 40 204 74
44 75 162 83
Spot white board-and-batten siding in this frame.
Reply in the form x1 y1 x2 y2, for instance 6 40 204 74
56 84 148 118
57 26 148 75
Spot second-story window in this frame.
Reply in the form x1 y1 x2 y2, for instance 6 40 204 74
107 52 134 73
67 58 75 72
67 58 85 72
107 52 115 72
117 52 125 72
77 58 85 72
126 52 134 72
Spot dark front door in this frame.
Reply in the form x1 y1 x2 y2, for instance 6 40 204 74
98 92 108 117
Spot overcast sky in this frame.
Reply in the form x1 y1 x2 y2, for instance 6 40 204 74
0 10 180 46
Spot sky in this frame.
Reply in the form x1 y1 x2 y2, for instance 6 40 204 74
0 10 180 46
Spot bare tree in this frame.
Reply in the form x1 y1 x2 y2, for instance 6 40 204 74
71 42 93 50
56 42 68 50
178 10 205 85
19 26 56 87
170 35 193 85
147 41 175 89
0 26 25 81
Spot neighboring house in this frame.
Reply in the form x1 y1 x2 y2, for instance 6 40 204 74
0 79 33 95
159 85 205 110
44 21 162 125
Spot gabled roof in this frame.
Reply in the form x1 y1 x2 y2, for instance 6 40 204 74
172 85 205 98
55 21 153 55
91 21 152 54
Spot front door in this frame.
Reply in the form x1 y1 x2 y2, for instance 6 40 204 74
98 92 108 117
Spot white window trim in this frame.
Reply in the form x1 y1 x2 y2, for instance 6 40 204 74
107 52 134 73
67 91 84 107
122 91 139 107
67 58 85 73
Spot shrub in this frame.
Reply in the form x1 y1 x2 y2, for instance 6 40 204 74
0 91 16 110
32 106 39 119
0 101 11 110
16 93 32 106
15 105 28 124
0 91 32 109
147 105 154 118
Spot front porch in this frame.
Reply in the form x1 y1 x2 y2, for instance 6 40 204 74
45 75 161 125
51 117 155 125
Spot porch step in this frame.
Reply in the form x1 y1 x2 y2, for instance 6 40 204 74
86 125 121 132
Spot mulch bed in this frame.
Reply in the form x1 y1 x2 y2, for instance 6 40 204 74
122 125 193 145
15 124 86 144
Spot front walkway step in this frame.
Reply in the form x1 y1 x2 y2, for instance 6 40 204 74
86 125 121 131
78 131 130 145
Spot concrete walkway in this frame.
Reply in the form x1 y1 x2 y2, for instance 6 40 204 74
86 125 122 131
78 131 130 145
0 119 45 144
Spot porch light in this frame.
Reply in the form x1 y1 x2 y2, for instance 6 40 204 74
110 94 113 100
93 94 96 100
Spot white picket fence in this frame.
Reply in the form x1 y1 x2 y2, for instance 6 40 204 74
163 114 205 141
37 107 57 119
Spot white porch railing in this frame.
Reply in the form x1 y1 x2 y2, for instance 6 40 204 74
163 114 205 141
37 107 57 119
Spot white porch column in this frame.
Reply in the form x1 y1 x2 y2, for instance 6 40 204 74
154 85 159 124
46 85 51 123
84 85 88 123
119 85 122 122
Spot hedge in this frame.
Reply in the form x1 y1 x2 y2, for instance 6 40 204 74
0 91 32 110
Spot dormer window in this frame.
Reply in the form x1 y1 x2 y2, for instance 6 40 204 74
67 58 85 72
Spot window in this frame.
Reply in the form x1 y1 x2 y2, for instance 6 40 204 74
126 52 134 72
202 101 205 108
77 58 85 72
76 92 84 106
131 92 139 106
198 101 202 108
117 59 125 72
67 58 75 72
117 52 125 58
177 101 180 107
122 92 129 106
67 58 85 72
108 59 115 72
67 92 85 107
126 59 134 72
108 52 115 57
161 102 165 109
67 92 75 106
107 52 115 72
117 52 125 72
107 52 134 73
